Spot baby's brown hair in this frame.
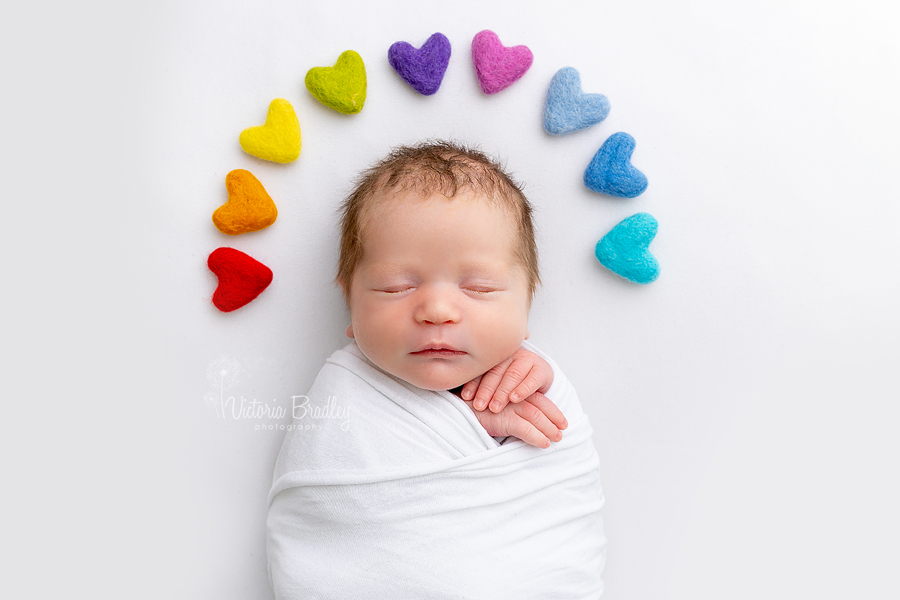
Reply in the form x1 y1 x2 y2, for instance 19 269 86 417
336 140 540 303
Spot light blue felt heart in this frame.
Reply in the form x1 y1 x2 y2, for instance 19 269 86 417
543 67 610 135
595 213 659 284
584 132 648 198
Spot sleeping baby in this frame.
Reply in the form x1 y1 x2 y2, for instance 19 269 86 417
266 141 606 599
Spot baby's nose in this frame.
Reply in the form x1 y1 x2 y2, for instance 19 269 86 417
415 287 461 325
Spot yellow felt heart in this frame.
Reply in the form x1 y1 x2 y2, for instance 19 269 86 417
212 169 278 235
239 98 301 163
305 50 367 114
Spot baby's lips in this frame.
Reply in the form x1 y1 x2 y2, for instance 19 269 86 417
411 342 465 353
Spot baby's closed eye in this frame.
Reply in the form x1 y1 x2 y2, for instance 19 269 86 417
460 279 505 295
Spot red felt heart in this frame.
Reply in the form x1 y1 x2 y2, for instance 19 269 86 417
207 247 273 312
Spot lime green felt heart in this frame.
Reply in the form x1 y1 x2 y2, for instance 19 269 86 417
305 50 367 114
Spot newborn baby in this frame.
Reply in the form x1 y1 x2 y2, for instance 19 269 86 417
267 141 606 599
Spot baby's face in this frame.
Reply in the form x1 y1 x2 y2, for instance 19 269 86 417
343 189 531 391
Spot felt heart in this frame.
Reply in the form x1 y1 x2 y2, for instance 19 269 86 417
388 32 451 96
543 67 610 135
208 247 274 312
305 50 367 114
471 30 533 94
584 132 648 198
212 169 278 235
595 213 659 284
239 98 301 164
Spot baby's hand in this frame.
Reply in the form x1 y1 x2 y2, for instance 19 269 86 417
460 347 555 414
461 392 567 449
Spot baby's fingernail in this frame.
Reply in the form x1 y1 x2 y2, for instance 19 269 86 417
490 401 500 412
474 400 484 409
510 392 519 402
556 431 563 441
462 389 472 400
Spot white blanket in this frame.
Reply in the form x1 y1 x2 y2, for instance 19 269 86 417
267 340 606 599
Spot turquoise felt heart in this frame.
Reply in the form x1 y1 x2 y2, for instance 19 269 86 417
584 132 648 198
595 213 659 284
543 67 610 135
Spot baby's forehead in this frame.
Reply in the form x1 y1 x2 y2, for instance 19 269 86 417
355 187 527 281
361 184 514 223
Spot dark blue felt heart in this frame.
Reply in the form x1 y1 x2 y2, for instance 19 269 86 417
584 132 648 198
388 32 452 96
543 67 610 135
595 213 660 284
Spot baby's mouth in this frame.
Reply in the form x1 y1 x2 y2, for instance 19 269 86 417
410 345 466 356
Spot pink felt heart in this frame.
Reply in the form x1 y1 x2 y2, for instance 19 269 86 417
471 30 533 94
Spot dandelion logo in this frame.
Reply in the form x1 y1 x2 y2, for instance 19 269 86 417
204 356 244 419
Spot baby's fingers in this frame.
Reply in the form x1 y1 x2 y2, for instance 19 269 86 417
472 358 512 410
486 359 533 412
509 421 554 449
512 402 563 448
460 375 482 404
505 363 546 405
502 402 560 448
524 392 568 431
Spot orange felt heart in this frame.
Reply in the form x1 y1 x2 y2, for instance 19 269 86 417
212 169 278 235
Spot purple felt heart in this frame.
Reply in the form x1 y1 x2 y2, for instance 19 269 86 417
471 30 533 94
388 32 452 96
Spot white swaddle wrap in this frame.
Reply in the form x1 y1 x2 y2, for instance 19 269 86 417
267 340 606 599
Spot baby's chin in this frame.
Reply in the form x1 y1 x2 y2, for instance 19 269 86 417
394 361 481 392
356 348 472 391
403 370 472 392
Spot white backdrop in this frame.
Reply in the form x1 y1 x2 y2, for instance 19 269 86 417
4 1 899 599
